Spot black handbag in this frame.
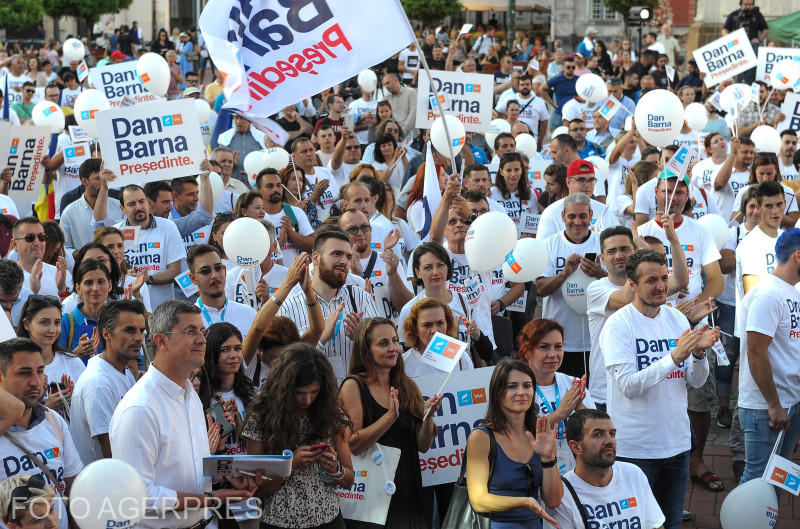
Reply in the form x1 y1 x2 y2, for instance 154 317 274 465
440 427 497 529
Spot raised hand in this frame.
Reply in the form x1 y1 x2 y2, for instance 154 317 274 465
320 302 346 344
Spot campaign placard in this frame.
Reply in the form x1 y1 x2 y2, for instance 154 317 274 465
416 70 494 132
421 332 467 373
63 142 91 167
764 451 800 495
68 125 91 144
692 29 757 87
1 124 51 206
776 92 800 132
756 47 800 85
415 366 494 486
96 99 205 187
89 61 161 107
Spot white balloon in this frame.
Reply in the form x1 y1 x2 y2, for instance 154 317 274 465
73 89 111 138
69 459 146 529
561 268 594 314
551 126 569 138
430 115 466 157
502 238 549 282
243 150 267 181
751 125 781 154
357 69 378 92
575 73 608 103
684 102 708 131
464 212 517 273
697 213 728 251
515 133 538 158
633 89 684 148
224 217 271 267
198 171 224 203
194 99 211 124
720 83 752 116
769 59 800 89
485 118 511 149
262 147 291 171
31 101 65 133
137 52 170 97
585 156 608 184
720 478 778 529
63 38 85 62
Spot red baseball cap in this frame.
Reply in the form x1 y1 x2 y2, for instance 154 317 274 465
567 159 595 177
110 51 126 60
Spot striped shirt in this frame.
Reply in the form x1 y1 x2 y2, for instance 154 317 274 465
277 285 379 381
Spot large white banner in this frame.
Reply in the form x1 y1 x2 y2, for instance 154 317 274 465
415 71 494 132
692 29 757 87
199 0 415 123
776 92 800 132
89 62 161 107
0 124 51 206
415 366 494 487
96 99 205 187
756 47 800 85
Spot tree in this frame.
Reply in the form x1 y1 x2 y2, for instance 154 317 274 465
603 0 659 30
44 0 133 32
0 0 44 30
401 0 464 25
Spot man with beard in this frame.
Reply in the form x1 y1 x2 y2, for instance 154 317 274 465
338 210 412 323
495 74 548 146
549 409 666 529
257 169 314 264
277 227 378 382
0 338 83 529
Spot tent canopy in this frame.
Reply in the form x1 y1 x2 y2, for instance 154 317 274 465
461 0 551 12
768 11 800 44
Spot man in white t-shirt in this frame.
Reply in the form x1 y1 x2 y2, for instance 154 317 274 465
464 164 505 213
494 75 548 145
549 409 665 529
398 42 420 85
105 185 186 308
327 128 363 186
601 249 717 529
348 89 378 147
690 132 728 194
314 125 336 167
258 169 313 264
538 159 616 239
537 193 606 377
292 137 339 220
0 55 32 107
737 228 800 485
11 218 68 297
69 299 144 463
0 338 83 529
779 129 798 182
712 137 754 219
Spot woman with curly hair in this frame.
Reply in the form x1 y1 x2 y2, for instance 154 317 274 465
339 317 442 529
243 343 353 529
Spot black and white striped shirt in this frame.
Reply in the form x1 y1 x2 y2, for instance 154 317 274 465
277 285 379 381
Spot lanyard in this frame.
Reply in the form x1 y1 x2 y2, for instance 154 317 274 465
535 383 565 439
198 297 227 325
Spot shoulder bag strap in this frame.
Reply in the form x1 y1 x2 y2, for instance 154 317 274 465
362 252 379 280
3 432 62 495
346 284 358 310
561 476 590 529
518 96 535 115
67 312 75 350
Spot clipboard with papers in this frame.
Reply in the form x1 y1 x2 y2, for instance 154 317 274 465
203 453 293 478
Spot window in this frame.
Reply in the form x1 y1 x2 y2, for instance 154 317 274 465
587 0 619 21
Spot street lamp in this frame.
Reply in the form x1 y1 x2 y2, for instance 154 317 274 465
628 6 653 55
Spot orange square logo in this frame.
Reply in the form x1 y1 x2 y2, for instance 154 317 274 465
510 261 521 273
153 242 161 248
172 114 183 125
123 228 136 241
75 146 85 156
627 497 638 507
771 467 788 483
442 342 461 359
733 39 739 45
473 84 481 93
471 388 487 404
11 138 19 147
141 73 150 82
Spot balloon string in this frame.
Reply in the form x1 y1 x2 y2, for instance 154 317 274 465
417 46 459 174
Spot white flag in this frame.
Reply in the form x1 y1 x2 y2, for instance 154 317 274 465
418 142 442 241
763 450 800 495
199 0 415 122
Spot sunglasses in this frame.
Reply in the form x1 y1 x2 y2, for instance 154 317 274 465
344 224 371 235
7 474 47 520
24 89 35 94
194 263 225 276
14 233 47 243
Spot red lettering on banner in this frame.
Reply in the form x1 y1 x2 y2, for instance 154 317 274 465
247 23 353 101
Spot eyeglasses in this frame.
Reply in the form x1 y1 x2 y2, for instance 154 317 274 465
186 79 199 84
344 224 371 235
569 177 597 185
162 327 205 338
14 233 47 243
194 263 225 276
7 474 46 520
564 66 576 70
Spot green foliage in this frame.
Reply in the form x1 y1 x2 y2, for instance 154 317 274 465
401 0 464 24
44 0 133 24
0 0 45 29
603 0 659 25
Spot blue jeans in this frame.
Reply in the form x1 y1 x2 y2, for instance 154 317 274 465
617 450 689 529
739 404 800 487
715 303 739 398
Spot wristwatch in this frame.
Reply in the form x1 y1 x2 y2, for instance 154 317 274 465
496 300 506 313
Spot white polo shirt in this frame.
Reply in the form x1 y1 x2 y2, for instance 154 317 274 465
195 296 257 338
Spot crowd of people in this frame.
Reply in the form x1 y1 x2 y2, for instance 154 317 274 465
0 3 799 529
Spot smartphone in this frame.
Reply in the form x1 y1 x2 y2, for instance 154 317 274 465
584 253 597 262
206 399 235 438
310 443 330 452
343 112 355 130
